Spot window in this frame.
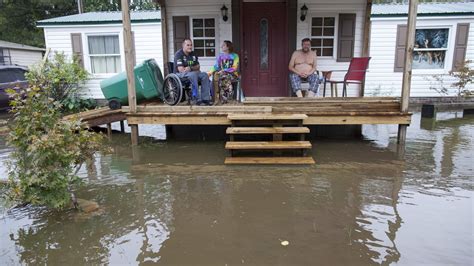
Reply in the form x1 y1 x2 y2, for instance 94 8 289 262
260 18 268 69
192 18 216 57
413 28 449 69
88 35 121 74
310 17 335 57
0 48 12 65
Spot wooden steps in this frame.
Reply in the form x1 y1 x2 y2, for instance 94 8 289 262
226 127 310 134
225 113 314 165
228 113 308 121
225 157 315 165
225 141 312 150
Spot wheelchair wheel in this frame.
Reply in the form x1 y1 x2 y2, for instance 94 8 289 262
108 98 122 110
163 74 183 106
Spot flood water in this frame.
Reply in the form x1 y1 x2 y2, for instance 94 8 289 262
1 112 473 265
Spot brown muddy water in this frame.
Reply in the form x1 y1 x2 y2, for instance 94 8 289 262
0 112 473 265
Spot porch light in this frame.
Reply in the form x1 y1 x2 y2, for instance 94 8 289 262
300 4 308 21
221 4 229 22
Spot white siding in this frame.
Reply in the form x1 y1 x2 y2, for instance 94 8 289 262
43 23 162 99
9 49 43 67
166 0 232 72
366 16 474 97
297 0 367 96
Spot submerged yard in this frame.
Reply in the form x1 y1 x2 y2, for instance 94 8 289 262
0 111 473 265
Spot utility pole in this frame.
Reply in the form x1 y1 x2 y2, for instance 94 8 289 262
77 0 84 14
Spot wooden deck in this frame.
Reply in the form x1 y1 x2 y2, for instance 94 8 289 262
72 97 411 127
69 97 411 165
125 97 411 126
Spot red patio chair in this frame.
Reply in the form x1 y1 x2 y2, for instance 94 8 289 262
323 57 371 97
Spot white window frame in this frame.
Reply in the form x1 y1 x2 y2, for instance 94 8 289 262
190 16 219 59
309 14 338 58
412 25 453 74
0 48 12 65
85 32 122 76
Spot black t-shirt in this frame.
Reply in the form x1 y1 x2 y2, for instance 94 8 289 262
174 49 199 73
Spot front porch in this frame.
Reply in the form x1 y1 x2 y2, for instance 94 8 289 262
125 97 410 125
75 96 410 127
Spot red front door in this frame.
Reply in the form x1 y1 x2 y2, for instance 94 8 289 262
241 2 288 97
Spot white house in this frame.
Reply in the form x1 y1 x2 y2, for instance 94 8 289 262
37 11 163 99
160 0 372 97
0 40 45 67
38 1 373 99
365 2 474 98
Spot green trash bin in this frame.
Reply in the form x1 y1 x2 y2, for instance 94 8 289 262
100 59 164 109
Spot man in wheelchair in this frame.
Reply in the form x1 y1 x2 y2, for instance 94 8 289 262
174 38 212 106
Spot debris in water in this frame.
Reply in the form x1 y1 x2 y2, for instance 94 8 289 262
280 240 289 246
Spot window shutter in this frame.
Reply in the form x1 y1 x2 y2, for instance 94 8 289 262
131 31 136 66
172 16 190 53
71 33 84 68
394 24 407 72
452 23 469 71
337 14 356 62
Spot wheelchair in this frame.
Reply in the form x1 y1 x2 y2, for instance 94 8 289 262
162 61 243 106
162 62 193 106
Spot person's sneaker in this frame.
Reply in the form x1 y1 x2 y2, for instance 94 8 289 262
198 100 211 106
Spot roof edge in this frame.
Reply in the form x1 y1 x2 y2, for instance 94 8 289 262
371 12 474 18
37 18 161 27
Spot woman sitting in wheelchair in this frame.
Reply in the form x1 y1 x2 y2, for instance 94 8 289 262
208 40 240 105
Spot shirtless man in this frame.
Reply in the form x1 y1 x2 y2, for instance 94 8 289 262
288 38 319 97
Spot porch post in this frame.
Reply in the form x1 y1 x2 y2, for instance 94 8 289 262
121 0 139 145
157 0 169 74
360 0 372 96
288 1 297 97
397 0 418 145
231 0 241 53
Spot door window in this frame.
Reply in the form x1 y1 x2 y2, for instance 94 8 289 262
260 18 269 69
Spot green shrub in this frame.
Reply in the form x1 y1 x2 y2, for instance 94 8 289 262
428 60 474 98
62 97 97 114
27 52 89 109
5 61 107 209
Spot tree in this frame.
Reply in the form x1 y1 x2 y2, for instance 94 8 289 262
83 0 159 12
0 0 77 48
0 0 159 48
6 54 108 209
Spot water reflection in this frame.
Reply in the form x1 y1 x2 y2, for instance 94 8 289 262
0 112 472 265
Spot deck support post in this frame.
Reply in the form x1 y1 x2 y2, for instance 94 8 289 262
130 124 139 146
398 0 418 146
107 123 112 138
120 120 125 133
397 124 407 148
121 0 138 146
